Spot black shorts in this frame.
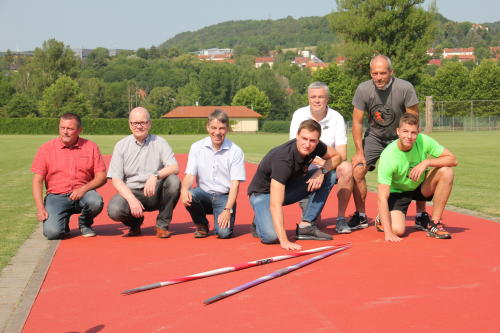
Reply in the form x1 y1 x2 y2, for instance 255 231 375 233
363 135 396 171
388 184 433 215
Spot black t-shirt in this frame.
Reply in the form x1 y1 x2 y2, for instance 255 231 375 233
247 139 327 195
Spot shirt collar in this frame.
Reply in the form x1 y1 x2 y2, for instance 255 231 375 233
203 136 230 151
134 134 151 146
308 107 332 124
58 137 83 149
292 139 305 164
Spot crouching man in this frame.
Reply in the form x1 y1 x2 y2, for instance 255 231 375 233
376 113 458 242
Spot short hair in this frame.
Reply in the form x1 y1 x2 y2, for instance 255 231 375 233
297 119 322 136
307 82 330 96
60 113 82 128
370 54 393 71
207 109 229 126
399 113 419 127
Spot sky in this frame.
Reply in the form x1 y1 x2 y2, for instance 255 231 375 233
0 0 498 51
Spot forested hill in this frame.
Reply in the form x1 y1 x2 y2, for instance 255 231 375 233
160 13 500 53
159 16 336 52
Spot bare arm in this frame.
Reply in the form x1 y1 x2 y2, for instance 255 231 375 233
351 107 366 166
217 180 240 229
377 183 401 242
406 104 419 116
32 174 48 222
69 171 107 201
270 179 301 251
180 173 195 206
408 148 458 182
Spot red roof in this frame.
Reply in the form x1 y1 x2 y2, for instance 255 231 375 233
163 106 262 119
428 59 442 66
443 47 474 53
255 57 274 63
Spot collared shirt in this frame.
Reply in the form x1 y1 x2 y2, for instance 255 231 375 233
247 139 327 195
31 137 106 194
185 137 246 194
289 106 347 148
107 134 177 189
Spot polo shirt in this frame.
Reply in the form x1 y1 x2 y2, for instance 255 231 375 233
289 106 347 148
31 137 106 194
185 137 246 194
107 134 177 189
247 139 327 195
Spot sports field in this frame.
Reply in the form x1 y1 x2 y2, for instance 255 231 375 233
0 131 499 270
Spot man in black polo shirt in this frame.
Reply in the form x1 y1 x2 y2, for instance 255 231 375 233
248 119 342 250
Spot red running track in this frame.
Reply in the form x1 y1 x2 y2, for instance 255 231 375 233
22 155 500 333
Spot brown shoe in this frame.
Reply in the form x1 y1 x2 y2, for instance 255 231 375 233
194 223 209 238
155 227 172 238
123 226 142 237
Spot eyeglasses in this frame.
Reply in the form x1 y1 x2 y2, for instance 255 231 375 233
129 121 149 127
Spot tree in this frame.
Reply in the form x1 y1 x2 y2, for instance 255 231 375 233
4 93 38 117
145 86 177 118
329 0 436 85
39 76 90 117
28 39 79 93
232 85 271 117
430 61 470 116
79 77 107 118
312 65 356 119
469 60 500 116
0 75 15 107
176 80 202 106
85 47 110 70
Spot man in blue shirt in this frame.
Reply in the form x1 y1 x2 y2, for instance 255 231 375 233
181 109 246 238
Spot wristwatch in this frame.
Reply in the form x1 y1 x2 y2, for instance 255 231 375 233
321 167 329 174
223 208 233 214
153 171 160 179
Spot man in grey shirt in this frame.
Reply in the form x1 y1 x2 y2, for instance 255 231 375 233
350 54 425 230
107 107 180 238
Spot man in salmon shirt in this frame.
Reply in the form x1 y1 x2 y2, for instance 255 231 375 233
32 113 107 239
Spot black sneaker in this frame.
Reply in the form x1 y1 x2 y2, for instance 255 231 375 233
296 225 332 241
347 212 369 230
415 212 431 231
80 225 96 238
251 221 258 238
427 221 452 239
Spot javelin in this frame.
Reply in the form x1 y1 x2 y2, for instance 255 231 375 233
203 243 351 305
122 244 348 295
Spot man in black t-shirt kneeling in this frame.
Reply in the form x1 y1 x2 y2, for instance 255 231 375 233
248 119 342 250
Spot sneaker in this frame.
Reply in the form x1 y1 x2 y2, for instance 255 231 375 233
80 225 96 238
415 212 431 231
251 220 258 238
427 221 452 239
374 216 384 232
335 217 351 234
347 212 369 230
296 225 332 241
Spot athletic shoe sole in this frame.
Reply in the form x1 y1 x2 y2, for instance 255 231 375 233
349 223 369 230
335 228 352 234
296 235 332 241
426 231 452 239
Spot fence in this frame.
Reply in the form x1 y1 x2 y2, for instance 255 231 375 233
425 99 500 131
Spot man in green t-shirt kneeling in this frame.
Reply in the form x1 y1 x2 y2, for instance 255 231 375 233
376 113 458 242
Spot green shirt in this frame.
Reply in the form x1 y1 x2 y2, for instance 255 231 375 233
378 134 444 193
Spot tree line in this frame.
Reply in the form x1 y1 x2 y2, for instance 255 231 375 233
0 0 499 121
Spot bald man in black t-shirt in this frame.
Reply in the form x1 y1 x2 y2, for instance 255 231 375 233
248 119 342 250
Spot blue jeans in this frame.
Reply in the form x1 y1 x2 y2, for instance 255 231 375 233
43 190 104 240
185 187 235 238
249 169 337 244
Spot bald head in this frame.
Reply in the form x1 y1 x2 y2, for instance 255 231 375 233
129 107 151 121
128 107 151 142
370 55 392 71
370 55 393 90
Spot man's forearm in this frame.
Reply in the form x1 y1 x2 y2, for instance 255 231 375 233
225 181 239 209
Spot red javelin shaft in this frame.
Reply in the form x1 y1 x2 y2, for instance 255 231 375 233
122 244 348 295
203 243 351 304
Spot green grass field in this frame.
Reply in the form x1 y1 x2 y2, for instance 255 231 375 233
0 131 499 270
